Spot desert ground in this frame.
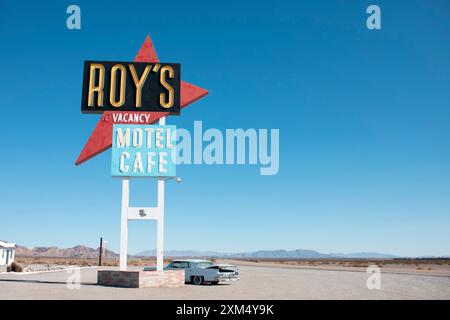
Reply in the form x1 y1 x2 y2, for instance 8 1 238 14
1 259 450 299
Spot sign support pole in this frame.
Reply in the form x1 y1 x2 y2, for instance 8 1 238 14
119 177 129 271
157 116 165 272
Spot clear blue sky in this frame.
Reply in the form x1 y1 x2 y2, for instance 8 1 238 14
1 1 449 257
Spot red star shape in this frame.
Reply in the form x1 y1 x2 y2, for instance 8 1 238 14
75 35 208 165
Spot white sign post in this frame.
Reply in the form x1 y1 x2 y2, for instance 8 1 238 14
119 117 166 272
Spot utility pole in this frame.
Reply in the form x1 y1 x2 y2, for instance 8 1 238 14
98 237 103 267
104 241 108 263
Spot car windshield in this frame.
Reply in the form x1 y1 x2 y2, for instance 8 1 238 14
196 262 214 269
169 261 190 269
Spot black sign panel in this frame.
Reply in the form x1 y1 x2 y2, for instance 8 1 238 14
81 61 180 114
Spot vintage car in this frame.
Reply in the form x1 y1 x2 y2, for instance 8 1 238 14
145 259 239 285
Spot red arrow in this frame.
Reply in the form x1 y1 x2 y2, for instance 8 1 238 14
75 35 208 166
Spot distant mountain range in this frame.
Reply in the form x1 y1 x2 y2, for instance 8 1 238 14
16 245 118 259
136 249 224 258
136 248 398 259
329 252 398 259
15 245 401 259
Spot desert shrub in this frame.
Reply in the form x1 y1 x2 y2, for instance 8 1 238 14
32 259 47 264
77 260 91 266
129 259 142 266
351 262 370 268
10 262 23 272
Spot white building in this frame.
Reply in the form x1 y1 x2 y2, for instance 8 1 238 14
0 240 16 266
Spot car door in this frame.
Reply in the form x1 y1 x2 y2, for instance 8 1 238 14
183 262 193 281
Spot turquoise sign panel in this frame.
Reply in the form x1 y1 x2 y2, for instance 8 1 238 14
111 124 176 177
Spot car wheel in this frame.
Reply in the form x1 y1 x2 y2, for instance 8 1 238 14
211 281 219 285
192 276 203 285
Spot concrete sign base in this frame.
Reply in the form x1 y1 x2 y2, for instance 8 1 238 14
97 270 185 288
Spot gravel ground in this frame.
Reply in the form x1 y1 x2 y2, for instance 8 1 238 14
0 264 449 300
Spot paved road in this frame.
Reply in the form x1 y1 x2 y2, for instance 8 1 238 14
1 265 449 299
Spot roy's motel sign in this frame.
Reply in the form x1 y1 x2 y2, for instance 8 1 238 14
81 61 181 114
82 60 179 177
76 36 208 272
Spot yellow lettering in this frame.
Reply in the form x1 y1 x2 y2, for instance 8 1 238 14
110 64 126 107
159 65 174 109
88 63 105 107
129 64 151 108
